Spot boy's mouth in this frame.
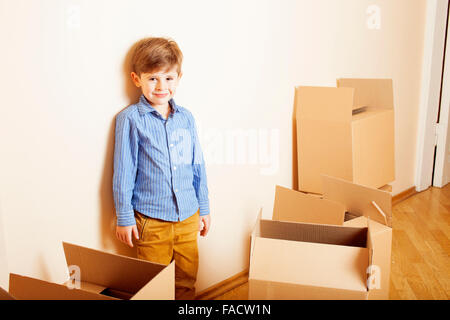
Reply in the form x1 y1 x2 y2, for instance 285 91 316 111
154 93 169 98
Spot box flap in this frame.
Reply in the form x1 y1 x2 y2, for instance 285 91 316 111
9 273 117 300
62 242 166 295
259 218 368 248
273 185 345 225
366 219 375 292
322 175 392 227
0 286 15 300
295 86 354 121
337 78 393 110
62 280 107 295
344 216 391 235
131 261 175 300
343 215 392 299
250 209 262 259
366 218 392 296
366 218 374 270
344 215 391 235
250 237 368 293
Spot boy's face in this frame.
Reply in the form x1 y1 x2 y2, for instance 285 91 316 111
131 65 182 108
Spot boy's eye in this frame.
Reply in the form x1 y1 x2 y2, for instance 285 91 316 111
167 77 173 81
149 78 156 81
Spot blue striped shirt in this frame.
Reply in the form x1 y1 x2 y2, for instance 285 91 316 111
113 95 210 226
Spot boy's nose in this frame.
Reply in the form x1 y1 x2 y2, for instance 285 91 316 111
156 81 168 90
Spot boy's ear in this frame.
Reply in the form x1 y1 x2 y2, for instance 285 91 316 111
130 72 141 88
178 71 183 80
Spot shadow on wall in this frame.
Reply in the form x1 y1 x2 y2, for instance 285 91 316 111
37 254 52 282
98 39 142 257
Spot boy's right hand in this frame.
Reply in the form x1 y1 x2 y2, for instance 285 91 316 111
115 225 139 248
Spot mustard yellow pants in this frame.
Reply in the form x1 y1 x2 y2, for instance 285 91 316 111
134 209 199 300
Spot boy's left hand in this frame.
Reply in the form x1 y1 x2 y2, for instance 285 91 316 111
199 214 211 237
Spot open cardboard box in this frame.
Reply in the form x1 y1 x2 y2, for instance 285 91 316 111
249 210 375 300
2 242 174 300
379 184 393 193
296 78 395 194
322 175 392 300
0 286 15 300
265 175 392 300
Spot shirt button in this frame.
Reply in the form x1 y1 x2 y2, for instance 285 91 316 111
173 166 177 170
170 144 174 148
175 189 178 193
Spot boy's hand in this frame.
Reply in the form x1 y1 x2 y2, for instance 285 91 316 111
199 214 211 237
115 225 139 248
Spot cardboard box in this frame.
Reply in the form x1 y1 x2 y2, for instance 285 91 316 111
296 78 395 194
268 175 392 299
0 286 15 300
343 216 392 300
248 210 374 300
3 242 174 300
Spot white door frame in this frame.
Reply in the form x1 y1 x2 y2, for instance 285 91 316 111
433 5 450 188
415 0 449 192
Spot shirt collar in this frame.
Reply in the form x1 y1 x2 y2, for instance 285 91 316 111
137 94 179 116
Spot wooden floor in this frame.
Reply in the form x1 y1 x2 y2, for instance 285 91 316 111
212 186 450 300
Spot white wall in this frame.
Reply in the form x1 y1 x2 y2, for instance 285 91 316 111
0 202 8 290
0 0 427 292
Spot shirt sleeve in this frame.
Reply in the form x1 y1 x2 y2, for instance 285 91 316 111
189 113 210 216
112 112 139 226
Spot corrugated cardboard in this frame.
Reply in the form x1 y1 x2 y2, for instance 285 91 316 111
6 242 175 300
249 213 374 300
270 175 392 300
296 78 395 194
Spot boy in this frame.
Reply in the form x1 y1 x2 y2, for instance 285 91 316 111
112 37 211 300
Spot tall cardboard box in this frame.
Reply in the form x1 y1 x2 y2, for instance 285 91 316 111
296 78 395 194
4 242 175 300
248 211 375 300
271 175 392 300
